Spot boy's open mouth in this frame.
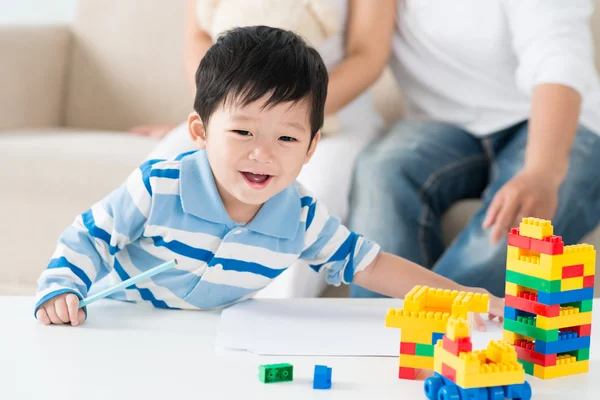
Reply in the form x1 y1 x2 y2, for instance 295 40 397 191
240 171 273 187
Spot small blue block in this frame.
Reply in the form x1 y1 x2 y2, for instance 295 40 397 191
313 365 332 390
504 381 532 399
535 335 590 354
431 332 444 345
537 288 594 305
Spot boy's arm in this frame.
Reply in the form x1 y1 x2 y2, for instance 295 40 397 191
35 161 156 315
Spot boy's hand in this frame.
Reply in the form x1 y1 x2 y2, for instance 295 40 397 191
36 293 86 327
473 294 504 332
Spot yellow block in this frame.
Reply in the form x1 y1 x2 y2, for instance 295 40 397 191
399 354 433 369
503 330 533 344
402 285 489 315
561 276 584 291
446 317 470 341
400 330 436 345
506 254 562 281
385 308 450 332
533 358 589 379
562 245 596 276
519 218 553 240
433 342 524 389
505 282 533 297
536 311 592 330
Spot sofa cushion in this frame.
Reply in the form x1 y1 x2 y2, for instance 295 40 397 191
1 130 157 295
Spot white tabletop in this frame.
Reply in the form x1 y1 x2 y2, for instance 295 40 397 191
1 297 599 399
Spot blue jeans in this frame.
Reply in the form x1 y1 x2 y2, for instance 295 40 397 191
347 120 600 297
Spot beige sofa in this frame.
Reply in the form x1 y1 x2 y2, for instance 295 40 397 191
2 0 600 297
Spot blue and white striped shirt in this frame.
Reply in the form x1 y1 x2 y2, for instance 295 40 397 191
35 150 380 312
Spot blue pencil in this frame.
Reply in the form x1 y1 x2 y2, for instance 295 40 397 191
78 258 178 308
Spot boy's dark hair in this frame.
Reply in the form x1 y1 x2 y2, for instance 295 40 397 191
193 25 328 140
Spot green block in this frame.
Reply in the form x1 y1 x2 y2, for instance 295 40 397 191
504 317 558 342
506 270 561 293
567 347 590 361
259 363 293 383
564 299 594 313
517 359 535 375
415 344 434 357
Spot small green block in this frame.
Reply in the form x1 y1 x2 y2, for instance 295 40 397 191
504 318 558 342
259 363 293 383
415 344 434 357
567 347 590 361
517 359 535 375
506 270 561 293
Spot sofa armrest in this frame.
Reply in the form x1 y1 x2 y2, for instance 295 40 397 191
0 25 71 131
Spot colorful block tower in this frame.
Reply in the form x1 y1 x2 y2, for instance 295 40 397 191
385 285 489 379
424 316 532 400
503 217 595 379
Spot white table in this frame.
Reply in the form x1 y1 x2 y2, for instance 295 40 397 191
1 297 599 399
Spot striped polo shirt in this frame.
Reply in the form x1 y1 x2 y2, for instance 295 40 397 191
35 150 381 312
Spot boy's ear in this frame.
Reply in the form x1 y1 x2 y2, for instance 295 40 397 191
304 130 321 164
188 112 207 149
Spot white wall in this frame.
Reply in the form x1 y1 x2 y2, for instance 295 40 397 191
0 0 76 25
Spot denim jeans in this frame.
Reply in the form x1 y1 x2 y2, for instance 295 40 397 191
347 120 600 297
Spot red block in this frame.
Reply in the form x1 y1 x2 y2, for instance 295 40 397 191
508 228 531 249
583 275 595 288
517 291 539 302
514 340 557 367
400 342 416 355
442 336 472 356
569 324 592 337
399 367 417 380
442 363 457 382
562 264 584 279
505 294 560 317
530 235 564 255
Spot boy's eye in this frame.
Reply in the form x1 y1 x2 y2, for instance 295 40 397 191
279 136 297 142
234 130 251 136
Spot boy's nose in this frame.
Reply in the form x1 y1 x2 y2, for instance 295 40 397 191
249 144 274 163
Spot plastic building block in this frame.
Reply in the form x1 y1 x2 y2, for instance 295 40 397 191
513 340 557 366
401 285 489 315
258 363 293 383
506 255 563 282
562 264 584 279
506 270 561 292
537 287 594 306
400 342 416 355
399 354 434 369
504 317 558 342
415 343 434 357
399 366 417 380
431 332 444 345
424 372 532 400
535 310 592 330
504 305 535 321
443 336 472 356
445 317 470 341
561 245 596 275
441 363 457 382
519 217 553 240
518 359 535 375
583 275 595 288
313 365 332 389
400 330 437 345
508 228 531 249
505 281 530 297
532 356 589 379
535 333 590 355
571 324 592 337
530 235 564 255
385 308 450 332
575 299 594 313
570 347 590 361
504 293 560 317
561 276 584 291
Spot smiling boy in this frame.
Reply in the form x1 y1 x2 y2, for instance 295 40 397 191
35 26 502 327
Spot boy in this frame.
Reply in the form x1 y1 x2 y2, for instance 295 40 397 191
35 26 503 327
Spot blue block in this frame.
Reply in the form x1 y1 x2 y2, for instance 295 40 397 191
505 306 535 322
431 332 444 345
535 335 591 354
313 365 332 390
537 288 594 306
424 373 532 400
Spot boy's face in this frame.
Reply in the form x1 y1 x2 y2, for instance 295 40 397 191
188 96 320 207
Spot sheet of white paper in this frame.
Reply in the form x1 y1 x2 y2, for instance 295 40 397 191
216 299 503 356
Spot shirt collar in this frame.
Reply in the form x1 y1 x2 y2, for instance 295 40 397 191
179 150 301 240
